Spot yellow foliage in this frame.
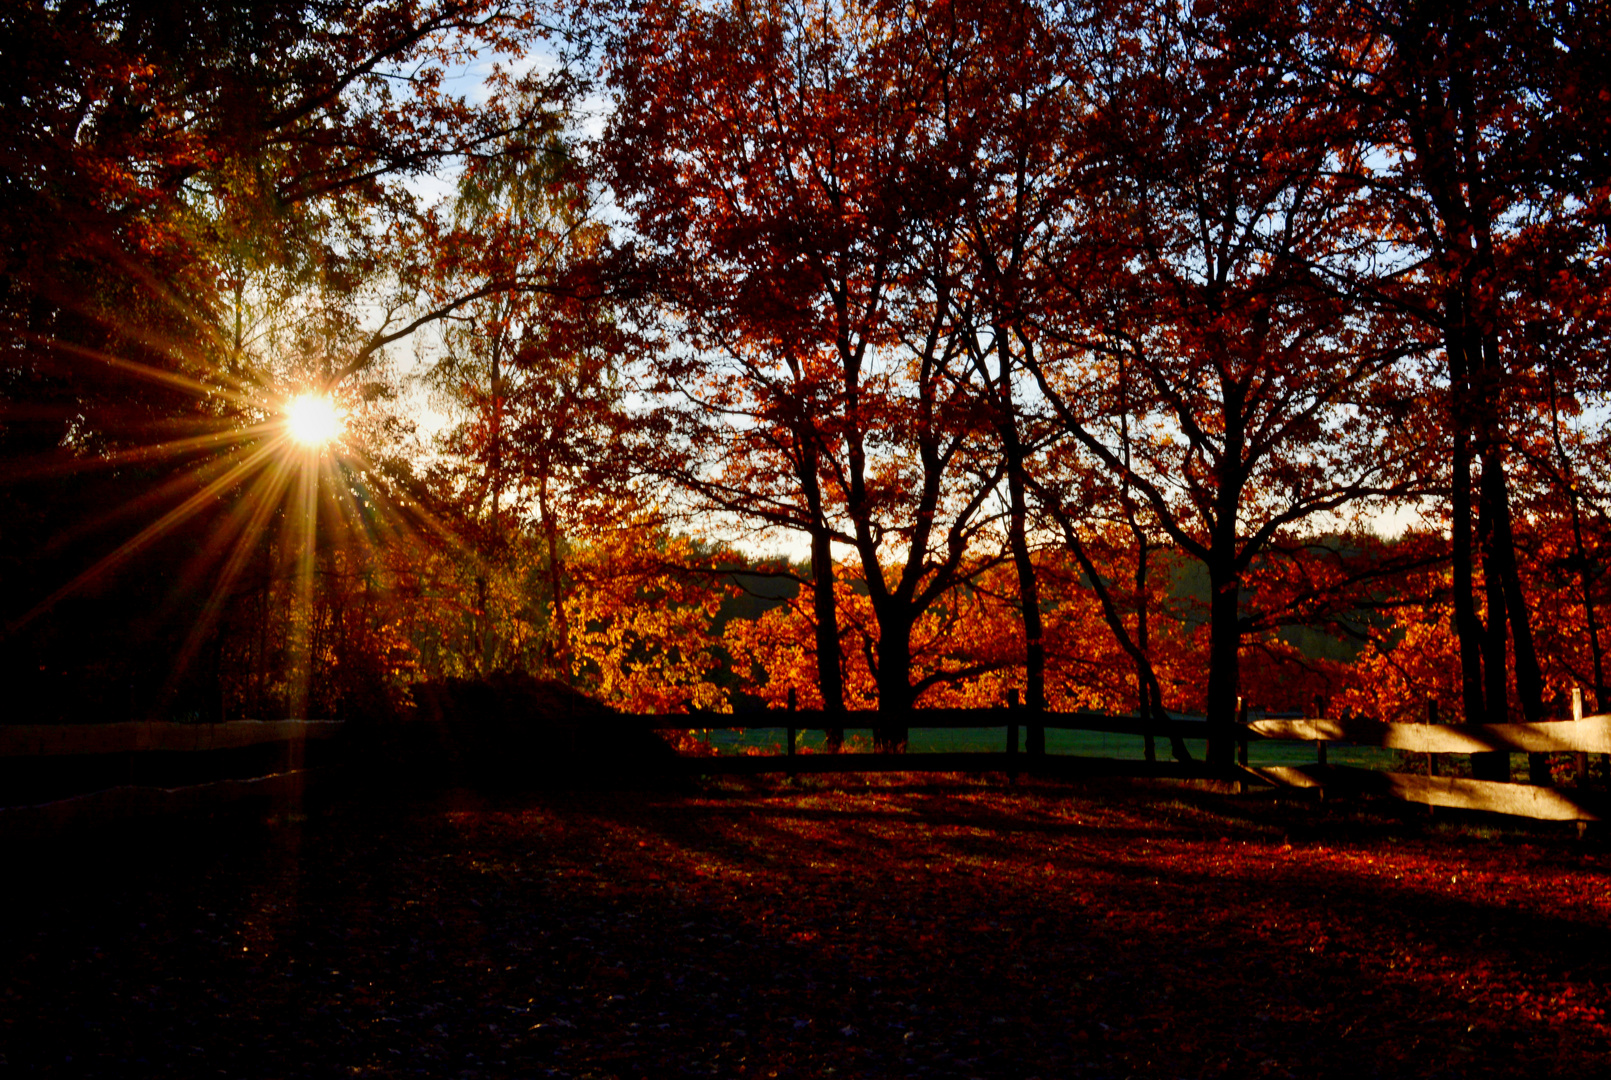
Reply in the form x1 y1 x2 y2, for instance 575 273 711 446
564 525 733 714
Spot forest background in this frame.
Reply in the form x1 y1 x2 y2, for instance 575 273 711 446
1 0 1607 770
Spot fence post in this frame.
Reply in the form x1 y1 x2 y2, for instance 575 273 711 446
786 686 798 767
1314 694 1328 768
1425 697 1437 777
1529 713 1552 787
1573 687 1587 788
1236 698 1248 793
1028 693 1045 761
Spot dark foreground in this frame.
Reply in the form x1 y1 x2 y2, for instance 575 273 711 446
3 776 1609 1078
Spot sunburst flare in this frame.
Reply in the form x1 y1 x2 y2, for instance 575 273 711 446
285 393 344 448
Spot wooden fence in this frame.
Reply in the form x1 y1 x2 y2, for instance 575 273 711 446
1239 688 1610 823
649 691 1609 799
655 694 1609 824
0 720 342 757
4 690 1606 837
0 720 341 840
634 705 1227 780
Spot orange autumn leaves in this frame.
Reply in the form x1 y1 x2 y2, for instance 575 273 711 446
560 521 1602 725
570 529 1209 717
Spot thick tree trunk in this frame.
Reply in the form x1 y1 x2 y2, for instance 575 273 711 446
809 522 846 751
1478 463 1510 719
1484 445 1548 783
1442 22 1524 779
1204 558 1241 768
993 332 1045 726
1003 414 1045 753
872 612 914 752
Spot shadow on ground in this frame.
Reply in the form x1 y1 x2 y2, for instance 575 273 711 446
3 775 1608 1078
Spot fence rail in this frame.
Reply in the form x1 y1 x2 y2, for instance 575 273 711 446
0 720 343 757
5 693 1607 834
1240 765 1605 821
637 706 1213 738
645 695 1611 825
1238 689 1609 823
1 721 337 840
0 771 316 842
1241 715 1611 755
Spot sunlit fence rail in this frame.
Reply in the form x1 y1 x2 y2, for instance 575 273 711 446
1239 688 1611 823
0 720 340 840
637 690 1611 824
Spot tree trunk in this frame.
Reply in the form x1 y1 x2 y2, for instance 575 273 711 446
872 611 914 752
1135 535 1156 764
1448 312 1503 777
488 322 504 531
1548 364 1609 711
474 574 490 676
800 439 845 749
1570 495 1609 713
1488 467 1545 725
997 337 1045 751
539 481 572 683
810 521 846 751
1473 449 1512 781
1484 444 1547 784
1113 348 1184 762
1204 557 1241 768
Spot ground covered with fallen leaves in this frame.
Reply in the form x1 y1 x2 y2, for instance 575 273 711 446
4 775 1610 1078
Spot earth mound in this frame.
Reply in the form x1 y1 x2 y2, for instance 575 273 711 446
357 673 679 788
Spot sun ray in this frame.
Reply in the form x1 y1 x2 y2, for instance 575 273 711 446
157 456 301 714
38 333 267 412
10 436 290 631
289 443 321 719
150 454 295 626
40 432 284 556
1 423 281 483
341 442 474 552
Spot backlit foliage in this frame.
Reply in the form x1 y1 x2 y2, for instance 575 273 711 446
3 0 1608 726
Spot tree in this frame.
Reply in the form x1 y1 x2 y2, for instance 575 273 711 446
1028 0 1421 763
606 0 1008 749
937 0 1084 738
423 110 634 681
1309 0 1611 772
0 0 553 719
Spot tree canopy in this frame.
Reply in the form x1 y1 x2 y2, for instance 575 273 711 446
3 0 1607 745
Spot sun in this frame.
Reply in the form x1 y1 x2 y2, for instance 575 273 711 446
284 392 344 447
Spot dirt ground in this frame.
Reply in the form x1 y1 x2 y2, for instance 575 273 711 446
3 775 1609 1078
